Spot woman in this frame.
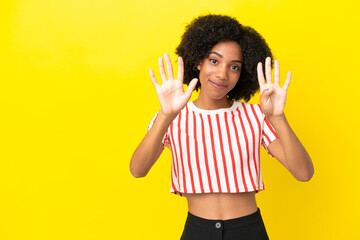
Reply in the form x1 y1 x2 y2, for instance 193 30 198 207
130 14 314 240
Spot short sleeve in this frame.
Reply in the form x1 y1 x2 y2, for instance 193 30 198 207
147 112 170 148
261 116 278 157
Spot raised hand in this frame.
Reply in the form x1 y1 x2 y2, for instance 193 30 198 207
150 53 198 117
257 57 291 119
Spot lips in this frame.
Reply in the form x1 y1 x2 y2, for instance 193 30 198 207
209 80 227 89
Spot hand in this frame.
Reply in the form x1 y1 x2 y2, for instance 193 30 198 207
150 53 198 117
257 57 291 120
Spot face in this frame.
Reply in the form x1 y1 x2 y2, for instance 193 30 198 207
197 41 243 101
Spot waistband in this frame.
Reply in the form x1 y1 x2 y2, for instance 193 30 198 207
185 208 263 230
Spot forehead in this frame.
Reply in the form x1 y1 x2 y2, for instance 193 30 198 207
209 41 243 60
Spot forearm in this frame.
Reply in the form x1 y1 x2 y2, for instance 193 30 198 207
130 111 176 178
269 114 314 181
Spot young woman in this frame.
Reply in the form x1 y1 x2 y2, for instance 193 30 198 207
130 14 314 240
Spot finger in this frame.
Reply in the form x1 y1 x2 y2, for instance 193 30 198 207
184 78 198 99
257 62 266 87
164 53 174 80
274 60 280 85
265 57 272 84
149 69 160 90
158 57 167 83
177 56 184 82
283 71 291 91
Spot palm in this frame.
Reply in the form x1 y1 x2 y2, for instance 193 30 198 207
257 57 291 118
150 53 198 116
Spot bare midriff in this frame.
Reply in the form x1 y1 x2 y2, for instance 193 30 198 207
183 192 258 220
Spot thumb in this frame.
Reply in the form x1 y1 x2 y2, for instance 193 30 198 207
260 87 273 103
184 78 198 99
262 87 273 97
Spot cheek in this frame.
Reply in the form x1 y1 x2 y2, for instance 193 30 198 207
198 71 206 85
229 77 240 90
231 73 241 83
199 67 211 80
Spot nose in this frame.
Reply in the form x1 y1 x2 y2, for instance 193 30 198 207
215 65 227 80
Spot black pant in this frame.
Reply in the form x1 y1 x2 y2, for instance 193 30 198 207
180 208 269 240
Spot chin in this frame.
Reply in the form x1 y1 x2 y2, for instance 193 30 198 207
208 92 229 100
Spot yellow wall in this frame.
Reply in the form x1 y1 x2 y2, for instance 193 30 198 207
1 0 359 239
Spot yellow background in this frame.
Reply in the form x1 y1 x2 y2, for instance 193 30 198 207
1 0 359 239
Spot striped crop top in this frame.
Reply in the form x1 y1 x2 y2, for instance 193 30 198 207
147 101 278 197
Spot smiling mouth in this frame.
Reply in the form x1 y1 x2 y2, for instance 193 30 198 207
209 80 227 89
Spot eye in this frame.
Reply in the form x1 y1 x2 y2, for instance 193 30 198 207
209 58 218 64
230 65 240 71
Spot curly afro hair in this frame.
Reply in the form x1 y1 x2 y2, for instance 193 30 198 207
176 14 273 102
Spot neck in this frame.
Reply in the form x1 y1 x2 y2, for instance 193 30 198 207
193 94 233 110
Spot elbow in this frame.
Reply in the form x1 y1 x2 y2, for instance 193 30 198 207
131 171 146 178
296 168 315 182
297 176 312 182
130 159 147 178
294 156 314 182
130 167 146 178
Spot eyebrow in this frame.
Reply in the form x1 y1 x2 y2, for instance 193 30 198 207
208 52 243 63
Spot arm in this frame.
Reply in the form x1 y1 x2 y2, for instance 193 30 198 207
130 54 198 178
257 57 314 181
130 111 176 178
267 116 314 181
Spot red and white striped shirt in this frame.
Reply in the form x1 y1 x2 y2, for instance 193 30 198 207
148 101 278 197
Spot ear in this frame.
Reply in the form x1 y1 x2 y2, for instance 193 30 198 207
197 62 202 71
